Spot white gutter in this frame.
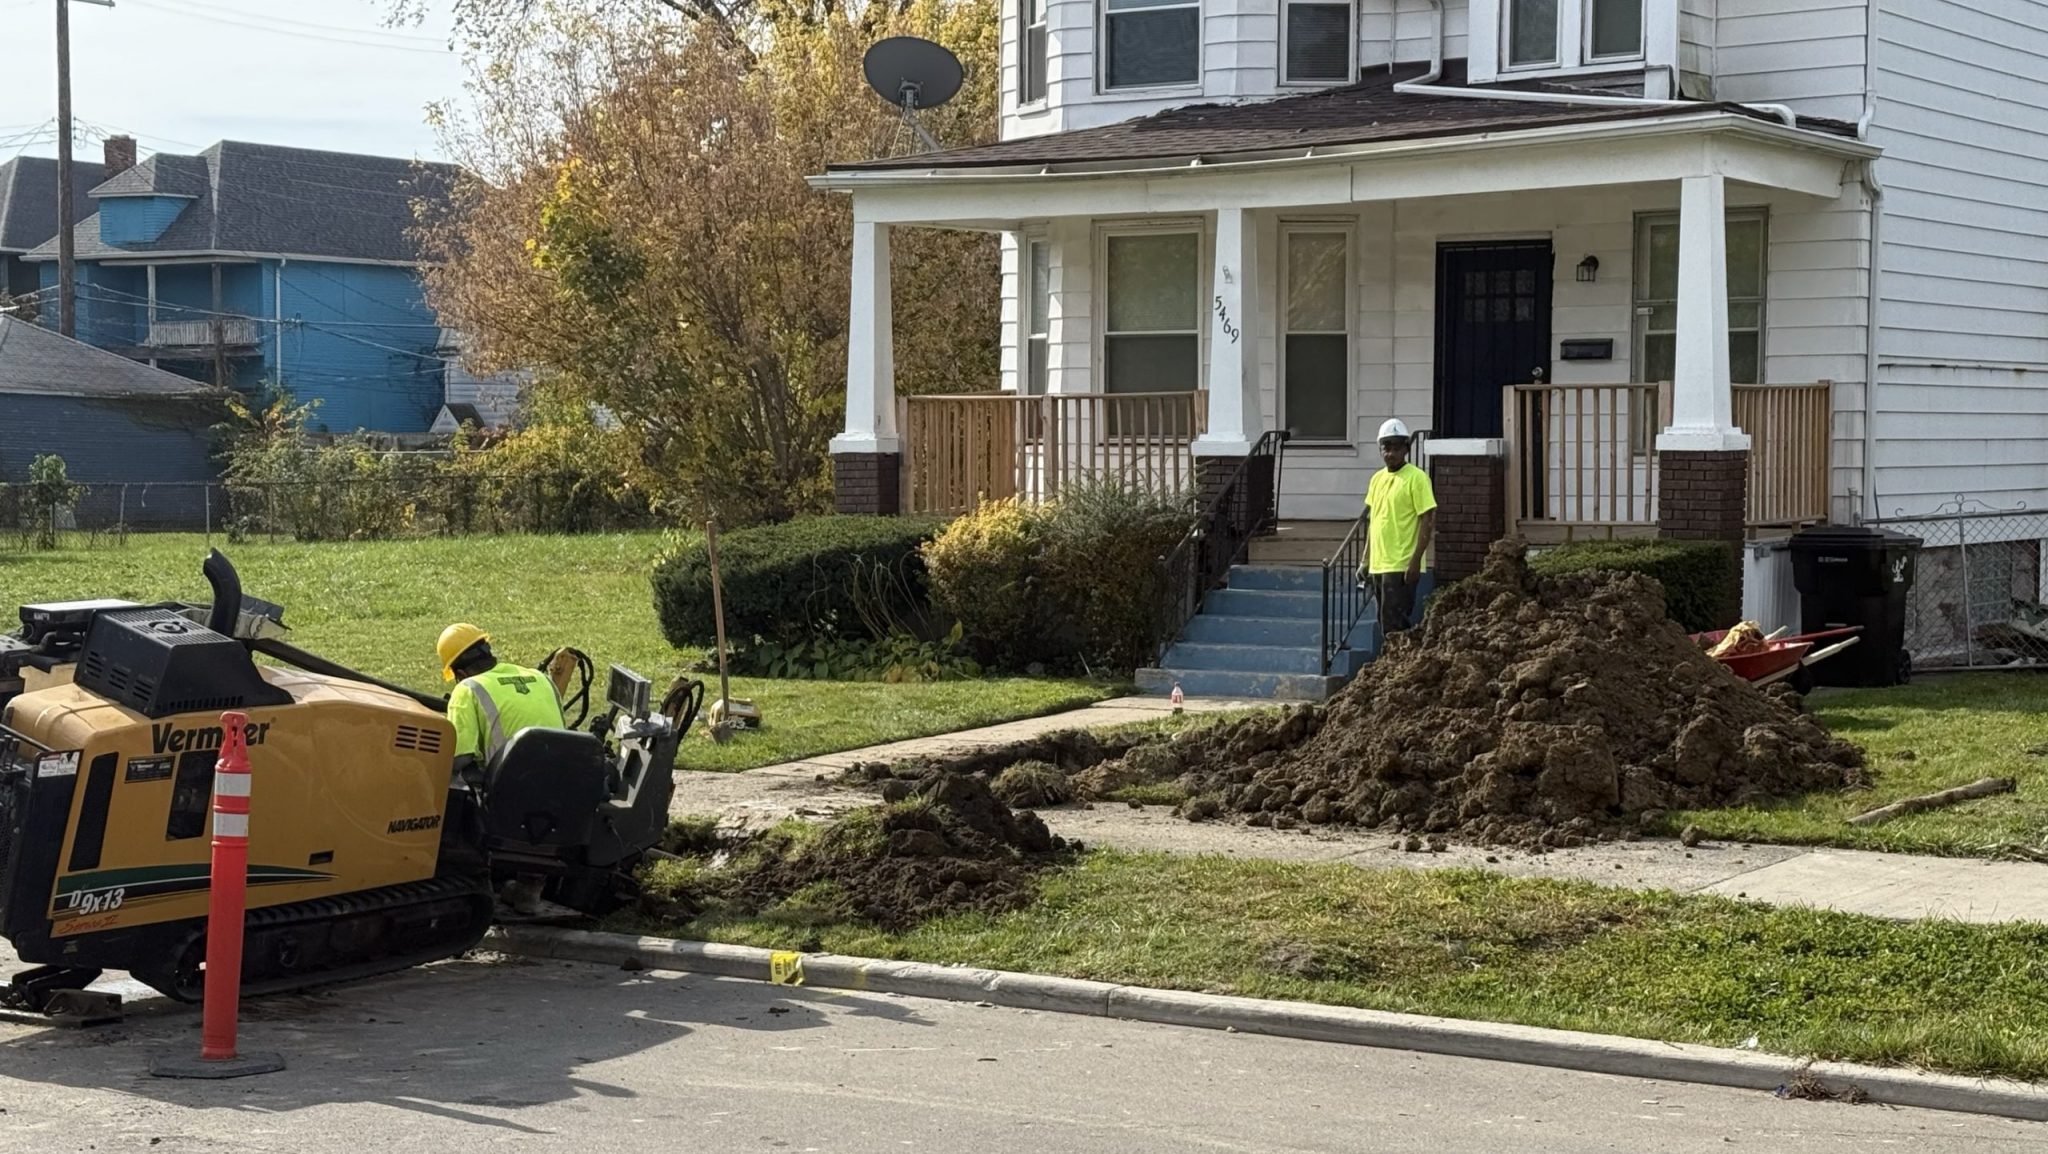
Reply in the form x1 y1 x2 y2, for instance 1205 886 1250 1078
1859 0 1885 523
1393 0 1799 127
812 112 1875 191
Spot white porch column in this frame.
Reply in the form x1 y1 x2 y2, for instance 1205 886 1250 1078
1192 205 1262 457
1656 174 1750 452
831 218 898 456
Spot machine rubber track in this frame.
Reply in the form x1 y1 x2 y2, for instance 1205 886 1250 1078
130 875 496 1004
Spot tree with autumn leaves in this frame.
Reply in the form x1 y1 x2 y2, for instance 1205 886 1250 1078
403 0 998 524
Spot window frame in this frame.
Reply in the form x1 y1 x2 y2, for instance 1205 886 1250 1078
1099 0 1204 94
1279 0 1358 87
1020 0 1049 107
1630 206 1769 454
1024 234 1052 396
1095 220 1209 395
1278 221 1355 445
1499 0 1646 75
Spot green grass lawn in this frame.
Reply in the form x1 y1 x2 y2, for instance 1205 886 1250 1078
1665 674 2048 857
648 850 2048 1081
0 534 1113 771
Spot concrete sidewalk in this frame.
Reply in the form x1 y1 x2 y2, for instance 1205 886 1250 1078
676 697 2048 927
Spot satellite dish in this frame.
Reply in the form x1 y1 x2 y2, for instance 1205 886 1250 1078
863 36 963 153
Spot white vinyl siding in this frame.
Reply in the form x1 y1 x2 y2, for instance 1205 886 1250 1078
1678 0 1715 97
1867 0 2048 514
1359 0 1472 72
1713 0 1870 122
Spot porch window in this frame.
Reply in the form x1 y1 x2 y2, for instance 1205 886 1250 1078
1284 0 1353 84
1021 0 1048 104
1633 209 1767 449
1025 238 1051 395
1103 230 1200 393
1504 0 1644 70
1103 0 1200 90
1282 228 1350 441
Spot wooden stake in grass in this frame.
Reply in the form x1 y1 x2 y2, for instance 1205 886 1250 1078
1846 777 2016 827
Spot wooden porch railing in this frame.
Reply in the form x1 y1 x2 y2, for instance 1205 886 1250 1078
1505 381 1833 542
900 391 1208 516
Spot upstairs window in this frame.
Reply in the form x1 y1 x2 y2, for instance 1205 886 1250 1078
1021 0 1048 104
1284 1 1354 84
1505 0 1643 71
1103 0 1200 90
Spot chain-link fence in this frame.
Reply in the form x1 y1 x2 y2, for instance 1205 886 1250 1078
0 473 660 550
1870 501 2048 670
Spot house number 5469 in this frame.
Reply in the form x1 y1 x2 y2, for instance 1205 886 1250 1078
1213 296 1240 344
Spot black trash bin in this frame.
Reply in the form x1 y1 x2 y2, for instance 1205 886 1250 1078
1789 524 1922 687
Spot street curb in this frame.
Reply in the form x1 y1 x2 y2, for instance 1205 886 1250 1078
487 925 2048 1124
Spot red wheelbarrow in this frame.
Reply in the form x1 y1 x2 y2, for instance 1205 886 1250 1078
1689 625 1863 688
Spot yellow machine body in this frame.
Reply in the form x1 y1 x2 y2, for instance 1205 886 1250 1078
2 666 455 944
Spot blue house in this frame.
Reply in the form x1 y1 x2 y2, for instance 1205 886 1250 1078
24 141 461 434
0 153 105 301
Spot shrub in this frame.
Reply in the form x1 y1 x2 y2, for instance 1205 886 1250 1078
923 498 1065 670
925 480 1195 675
1041 478 1195 672
1529 538 1740 632
651 514 944 650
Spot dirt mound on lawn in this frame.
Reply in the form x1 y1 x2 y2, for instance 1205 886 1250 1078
716 772 1076 930
1151 539 1866 845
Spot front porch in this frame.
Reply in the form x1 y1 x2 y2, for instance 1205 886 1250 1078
814 81 1877 697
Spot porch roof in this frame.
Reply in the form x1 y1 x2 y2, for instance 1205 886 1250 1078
828 61 1860 176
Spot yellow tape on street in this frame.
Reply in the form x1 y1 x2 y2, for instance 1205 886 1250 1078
770 951 805 986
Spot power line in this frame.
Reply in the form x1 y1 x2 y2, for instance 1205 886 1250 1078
135 0 447 43
121 0 455 55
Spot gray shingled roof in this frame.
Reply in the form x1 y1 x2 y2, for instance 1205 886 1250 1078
0 156 107 253
24 141 460 263
832 61 1859 172
0 315 216 398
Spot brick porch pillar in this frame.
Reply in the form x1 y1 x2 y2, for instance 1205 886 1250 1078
833 453 901 516
1658 449 1748 627
1425 439 1506 584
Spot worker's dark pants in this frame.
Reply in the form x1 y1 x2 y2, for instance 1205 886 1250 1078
1377 573 1418 640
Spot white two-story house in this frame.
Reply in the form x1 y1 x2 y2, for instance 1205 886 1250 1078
814 0 2048 696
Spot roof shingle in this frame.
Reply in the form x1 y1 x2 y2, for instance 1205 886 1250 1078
0 156 107 253
832 61 1857 173
0 315 216 398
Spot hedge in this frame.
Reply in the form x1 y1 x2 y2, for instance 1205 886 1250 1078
652 515 944 650
1528 538 1740 633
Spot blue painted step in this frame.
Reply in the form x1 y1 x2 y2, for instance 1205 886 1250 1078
1204 587 1322 619
1134 666 1341 702
1224 564 1324 592
1181 614 1321 647
1160 642 1324 675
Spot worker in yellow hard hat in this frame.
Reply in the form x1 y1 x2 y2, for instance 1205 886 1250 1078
437 623 566 915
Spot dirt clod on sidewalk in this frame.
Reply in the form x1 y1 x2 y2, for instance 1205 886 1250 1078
649 773 1077 931
868 541 1864 850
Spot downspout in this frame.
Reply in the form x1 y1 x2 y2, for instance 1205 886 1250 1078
275 258 286 388
1858 0 1883 523
1392 0 1799 127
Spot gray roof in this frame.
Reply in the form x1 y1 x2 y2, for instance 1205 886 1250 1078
24 141 460 264
0 156 107 253
0 315 216 398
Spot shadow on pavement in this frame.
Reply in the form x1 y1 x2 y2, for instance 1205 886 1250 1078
0 953 933 1132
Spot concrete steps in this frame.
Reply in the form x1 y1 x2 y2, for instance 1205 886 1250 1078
1138 555 1381 703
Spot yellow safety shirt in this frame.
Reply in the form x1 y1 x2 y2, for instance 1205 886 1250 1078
1365 464 1438 575
447 661 565 761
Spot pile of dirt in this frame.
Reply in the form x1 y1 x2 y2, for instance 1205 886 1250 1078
1159 540 1864 845
708 772 1077 930
861 540 1865 850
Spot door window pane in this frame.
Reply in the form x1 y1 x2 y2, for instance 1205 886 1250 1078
1509 0 1559 66
1588 0 1642 58
1285 2 1352 83
1106 233 1199 332
1106 0 1199 88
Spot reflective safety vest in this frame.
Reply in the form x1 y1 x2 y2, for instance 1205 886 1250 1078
447 661 566 761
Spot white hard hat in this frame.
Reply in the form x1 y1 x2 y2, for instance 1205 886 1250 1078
1377 418 1411 442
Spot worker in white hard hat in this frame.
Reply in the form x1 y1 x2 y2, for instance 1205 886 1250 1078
1363 418 1437 641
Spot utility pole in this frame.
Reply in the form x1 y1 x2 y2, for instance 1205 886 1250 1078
54 0 116 340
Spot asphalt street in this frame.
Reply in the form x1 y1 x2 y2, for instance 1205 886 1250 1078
0 954 2040 1152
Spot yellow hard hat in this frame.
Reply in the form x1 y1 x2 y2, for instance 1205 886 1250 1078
437 623 489 682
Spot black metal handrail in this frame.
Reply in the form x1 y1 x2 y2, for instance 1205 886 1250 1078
1318 508 1370 675
1153 430 1289 665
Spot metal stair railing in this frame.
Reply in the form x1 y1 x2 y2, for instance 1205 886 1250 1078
1152 431 1288 665
1318 508 1371 676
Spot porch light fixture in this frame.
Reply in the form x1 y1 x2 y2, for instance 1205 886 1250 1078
1576 255 1600 283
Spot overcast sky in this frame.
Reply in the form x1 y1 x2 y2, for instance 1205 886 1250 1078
0 0 463 163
